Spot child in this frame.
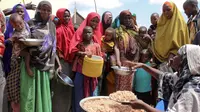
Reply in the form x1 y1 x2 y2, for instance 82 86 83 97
133 49 152 105
101 27 115 95
5 13 32 112
138 26 152 50
101 27 115 54
9 13 32 76
73 26 102 112
148 13 159 40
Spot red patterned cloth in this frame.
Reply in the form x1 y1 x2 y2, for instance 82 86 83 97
115 73 134 91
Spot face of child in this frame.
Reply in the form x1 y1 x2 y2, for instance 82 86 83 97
53 17 59 25
139 28 147 37
89 17 99 29
151 15 159 25
83 27 93 41
104 30 113 41
148 28 153 35
141 53 150 63
11 17 24 31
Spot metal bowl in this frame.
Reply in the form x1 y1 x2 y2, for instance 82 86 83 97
111 66 136 76
80 96 110 111
19 39 44 46
56 70 74 87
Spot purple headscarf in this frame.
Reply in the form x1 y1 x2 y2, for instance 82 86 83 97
3 4 30 74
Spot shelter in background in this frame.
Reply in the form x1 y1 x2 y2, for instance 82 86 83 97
72 11 84 26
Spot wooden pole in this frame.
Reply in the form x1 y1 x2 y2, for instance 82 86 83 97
22 0 25 5
94 0 97 13
74 2 77 24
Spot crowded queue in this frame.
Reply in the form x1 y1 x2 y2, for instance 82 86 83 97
0 0 200 112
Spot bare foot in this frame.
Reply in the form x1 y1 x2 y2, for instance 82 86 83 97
27 68 34 77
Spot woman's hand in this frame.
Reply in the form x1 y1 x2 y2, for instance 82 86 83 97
128 100 146 109
85 51 92 58
116 60 122 68
57 65 62 73
123 100 160 112
25 2 36 10
123 61 144 69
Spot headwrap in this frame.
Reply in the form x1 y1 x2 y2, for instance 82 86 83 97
112 16 120 28
56 8 75 62
102 11 112 33
172 44 200 103
132 13 136 17
184 0 198 7
69 12 103 56
3 4 30 74
28 0 56 71
152 2 190 62
132 13 138 26
34 0 52 24
163 1 173 9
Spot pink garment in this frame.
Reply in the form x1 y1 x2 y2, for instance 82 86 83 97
11 102 20 112
72 42 101 97
69 12 103 59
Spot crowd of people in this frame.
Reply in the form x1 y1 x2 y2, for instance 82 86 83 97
0 0 200 112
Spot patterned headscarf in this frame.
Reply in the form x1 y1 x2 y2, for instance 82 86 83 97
0 9 6 33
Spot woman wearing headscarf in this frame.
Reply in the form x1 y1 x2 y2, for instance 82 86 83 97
0 9 6 112
20 1 58 112
115 10 141 91
3 4 30 76
101 11 113 34
152 1 190 63
51 8 74 112
124 44 200 112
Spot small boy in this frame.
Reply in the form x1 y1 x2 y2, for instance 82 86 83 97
9 13 32 76
101 27 115 55
101 27 115 95
138 26 152 50
73 26 102 112
133 49 152 105
148 13 159 40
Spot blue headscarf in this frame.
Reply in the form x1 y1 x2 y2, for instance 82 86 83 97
112 16 120 28
3 4 30 74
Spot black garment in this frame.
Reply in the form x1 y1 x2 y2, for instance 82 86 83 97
192 31 200 45
135 91 152 105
